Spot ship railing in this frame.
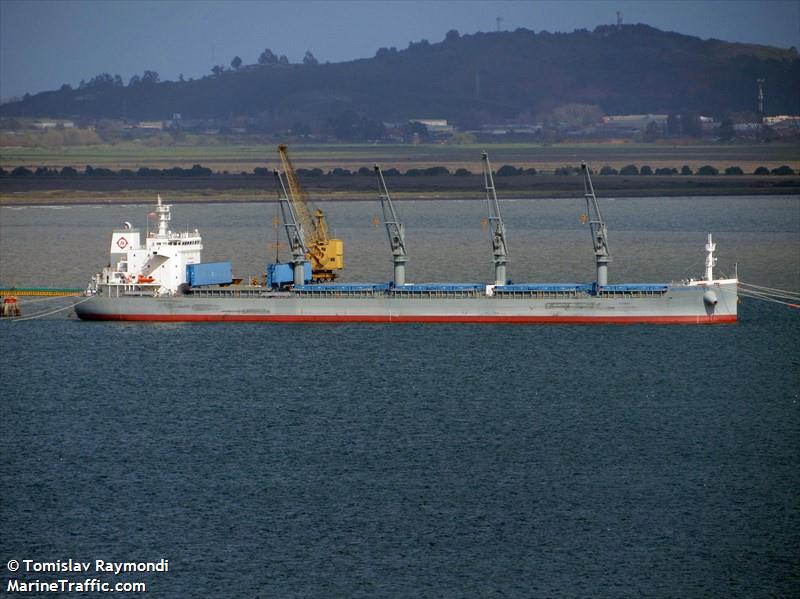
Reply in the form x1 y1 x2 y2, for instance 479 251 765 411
594 284 668 298
188 287 264 298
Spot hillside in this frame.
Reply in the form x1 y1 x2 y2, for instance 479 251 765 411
2 24 798 128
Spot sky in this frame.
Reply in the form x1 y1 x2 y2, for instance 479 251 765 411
1 0 798 100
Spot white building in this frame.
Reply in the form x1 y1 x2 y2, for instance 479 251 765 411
601 114 668 130
409 119 454 135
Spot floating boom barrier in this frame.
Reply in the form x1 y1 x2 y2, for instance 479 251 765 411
0 287 82 297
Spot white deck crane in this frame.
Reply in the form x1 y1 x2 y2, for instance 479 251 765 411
581 162 611 286
482 152 509 286
274 169 307 285
374 164 408 286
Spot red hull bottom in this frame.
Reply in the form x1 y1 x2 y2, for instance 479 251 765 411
77 313 738 324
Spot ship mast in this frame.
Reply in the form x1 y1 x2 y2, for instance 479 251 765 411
482 152 508 286
155 194 171 238
274 170 307 285
581 162 610 286
705 233 716 281
374 165 408 286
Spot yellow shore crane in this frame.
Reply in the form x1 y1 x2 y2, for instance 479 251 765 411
276 144 344 281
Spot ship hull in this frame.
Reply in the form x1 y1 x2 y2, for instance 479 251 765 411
75 281 738 324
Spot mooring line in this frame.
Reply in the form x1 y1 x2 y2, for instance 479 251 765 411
7 296 93 322
739 281 800 302
739 289 799 309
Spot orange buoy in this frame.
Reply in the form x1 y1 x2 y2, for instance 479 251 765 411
1 296 21 317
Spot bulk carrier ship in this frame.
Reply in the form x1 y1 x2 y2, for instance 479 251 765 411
75 152 738 324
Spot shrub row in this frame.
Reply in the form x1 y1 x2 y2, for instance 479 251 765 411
0 163 796 178
599 164 796 176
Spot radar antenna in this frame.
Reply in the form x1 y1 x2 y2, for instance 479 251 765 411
482 152 509 286
581 162 610 285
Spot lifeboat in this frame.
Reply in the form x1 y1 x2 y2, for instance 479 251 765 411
137 275 156 284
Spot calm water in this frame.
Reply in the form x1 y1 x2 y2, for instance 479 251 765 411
1 196 799 597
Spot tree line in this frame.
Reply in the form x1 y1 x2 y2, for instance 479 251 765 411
1 164 796 178
65 46 322 91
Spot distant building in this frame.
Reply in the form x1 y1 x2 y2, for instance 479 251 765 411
698 115 720 132
34 120 75 129
594 114 668 138
409 119 454 135
601 114 667 130
733 123 761 133
761 115 800 137
480 123 543 135
763 115 800 126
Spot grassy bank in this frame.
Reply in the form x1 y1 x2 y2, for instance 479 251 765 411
2 141 799 174
2 173 798 206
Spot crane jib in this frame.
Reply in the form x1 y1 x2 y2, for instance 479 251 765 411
276 144 344 280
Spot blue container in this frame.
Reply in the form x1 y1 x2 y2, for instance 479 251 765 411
186 262 233 287
266 261 311 289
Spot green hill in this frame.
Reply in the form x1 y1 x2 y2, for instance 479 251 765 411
2 24 798 128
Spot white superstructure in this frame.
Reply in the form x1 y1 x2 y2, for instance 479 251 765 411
88 196 202 296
